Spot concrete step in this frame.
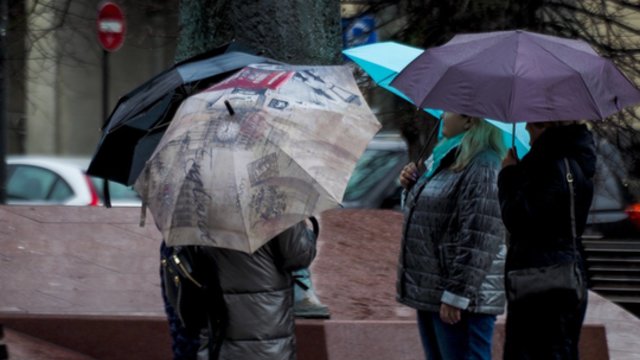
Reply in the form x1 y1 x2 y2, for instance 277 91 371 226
591 283 640 292
594 295 640 305
0 314 610 360
584 249 640 256
583 239 640 250
0 314 172 360
587 256 640 263
590 275 640 283
588 266 640 272
3 327 95 360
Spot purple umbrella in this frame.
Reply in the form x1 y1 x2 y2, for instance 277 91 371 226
391 30 640 123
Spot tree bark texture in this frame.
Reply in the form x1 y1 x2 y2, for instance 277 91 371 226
175 0 342 65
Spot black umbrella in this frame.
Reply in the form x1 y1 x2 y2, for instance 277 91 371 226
87 43 274 185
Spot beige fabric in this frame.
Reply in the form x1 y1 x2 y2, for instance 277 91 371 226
135 64 380 253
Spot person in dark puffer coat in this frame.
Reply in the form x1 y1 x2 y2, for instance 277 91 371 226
398 112 507 360
202 220 316 360
499 122 596 360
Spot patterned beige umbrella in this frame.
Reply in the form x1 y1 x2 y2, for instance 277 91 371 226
135 64 381 253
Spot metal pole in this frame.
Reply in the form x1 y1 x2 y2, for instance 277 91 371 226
102 49 109 127
0 0 8 204
102 49 111 207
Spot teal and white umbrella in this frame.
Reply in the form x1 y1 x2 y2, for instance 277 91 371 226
344 41 530 157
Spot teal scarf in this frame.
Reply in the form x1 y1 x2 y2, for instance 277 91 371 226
421 132 465 181
401 132 465 210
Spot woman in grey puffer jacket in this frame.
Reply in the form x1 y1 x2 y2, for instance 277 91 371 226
203 220 316 360
398 113 507 360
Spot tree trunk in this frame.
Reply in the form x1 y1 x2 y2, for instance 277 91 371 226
175 0 342 64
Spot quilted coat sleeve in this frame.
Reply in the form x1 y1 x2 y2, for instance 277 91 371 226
440 158 505 309
273 221 317 272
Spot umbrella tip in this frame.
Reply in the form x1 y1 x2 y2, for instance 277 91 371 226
224 100 235 116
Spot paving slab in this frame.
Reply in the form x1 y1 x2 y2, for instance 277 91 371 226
0 205 638 359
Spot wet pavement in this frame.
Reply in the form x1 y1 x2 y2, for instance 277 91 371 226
0 205 639 359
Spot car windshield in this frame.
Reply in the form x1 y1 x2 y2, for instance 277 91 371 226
343 148 404 202
89 177 140 203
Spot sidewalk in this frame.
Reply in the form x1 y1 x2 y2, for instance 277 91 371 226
0 206 639 359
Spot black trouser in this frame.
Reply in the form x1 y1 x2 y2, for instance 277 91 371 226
160 242 202 360
0 325 8 360
503 287 588 360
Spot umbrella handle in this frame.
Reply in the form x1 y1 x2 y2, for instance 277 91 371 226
309 216 319 238
415 116 442 172
224 100 235 116
511 123 519 163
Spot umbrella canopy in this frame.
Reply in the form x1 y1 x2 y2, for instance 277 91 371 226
88 43 273 185
343 41 530 155
343 41 422 103
391 30 640 123
135 64 381 253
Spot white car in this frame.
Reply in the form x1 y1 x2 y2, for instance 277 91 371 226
342 132 409 209
5 155 141 207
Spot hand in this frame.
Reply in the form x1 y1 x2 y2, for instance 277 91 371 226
502 148 519 168
439 303 462 325
399 162 419 189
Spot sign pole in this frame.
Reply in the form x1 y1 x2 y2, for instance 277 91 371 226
101 48 111 207
102 49 109 127
97 1 125 126
97 1 125 208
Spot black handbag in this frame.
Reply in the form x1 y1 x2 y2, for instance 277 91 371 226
161 245 225 332
506 158 585 303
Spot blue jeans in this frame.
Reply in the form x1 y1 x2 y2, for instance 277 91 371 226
417 310 496 360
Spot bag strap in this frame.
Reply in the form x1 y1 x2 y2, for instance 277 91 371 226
309 216 320 238
563 158 579 256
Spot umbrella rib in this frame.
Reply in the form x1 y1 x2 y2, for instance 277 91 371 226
231 149 252 251
147 122 171 132
415 65 455 110
467 33 521 122
529 41 604 120
262 122 343 204
417 39 515 118
376 72 398 87
507 37 522 123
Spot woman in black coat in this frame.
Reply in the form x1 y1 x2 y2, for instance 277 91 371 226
498 122 596 360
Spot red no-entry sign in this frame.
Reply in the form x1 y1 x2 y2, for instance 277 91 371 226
97 2 126 52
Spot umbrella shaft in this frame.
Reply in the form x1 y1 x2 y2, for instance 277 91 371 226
416 117 442 167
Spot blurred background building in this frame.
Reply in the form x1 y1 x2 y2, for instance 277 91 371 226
5 0 640 158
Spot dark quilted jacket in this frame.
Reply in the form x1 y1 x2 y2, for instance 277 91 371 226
204 222 316 360
397 149 506 315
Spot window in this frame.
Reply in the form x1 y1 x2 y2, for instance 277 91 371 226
89 177 140 203
343 149 404 202
6 165 73 202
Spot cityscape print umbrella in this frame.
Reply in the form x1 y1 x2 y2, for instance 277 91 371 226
87 42 272 185
343 41 530 156
391 30 640 123
135 64 381 253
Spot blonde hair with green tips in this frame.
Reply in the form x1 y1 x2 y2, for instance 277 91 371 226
450 116 507 171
